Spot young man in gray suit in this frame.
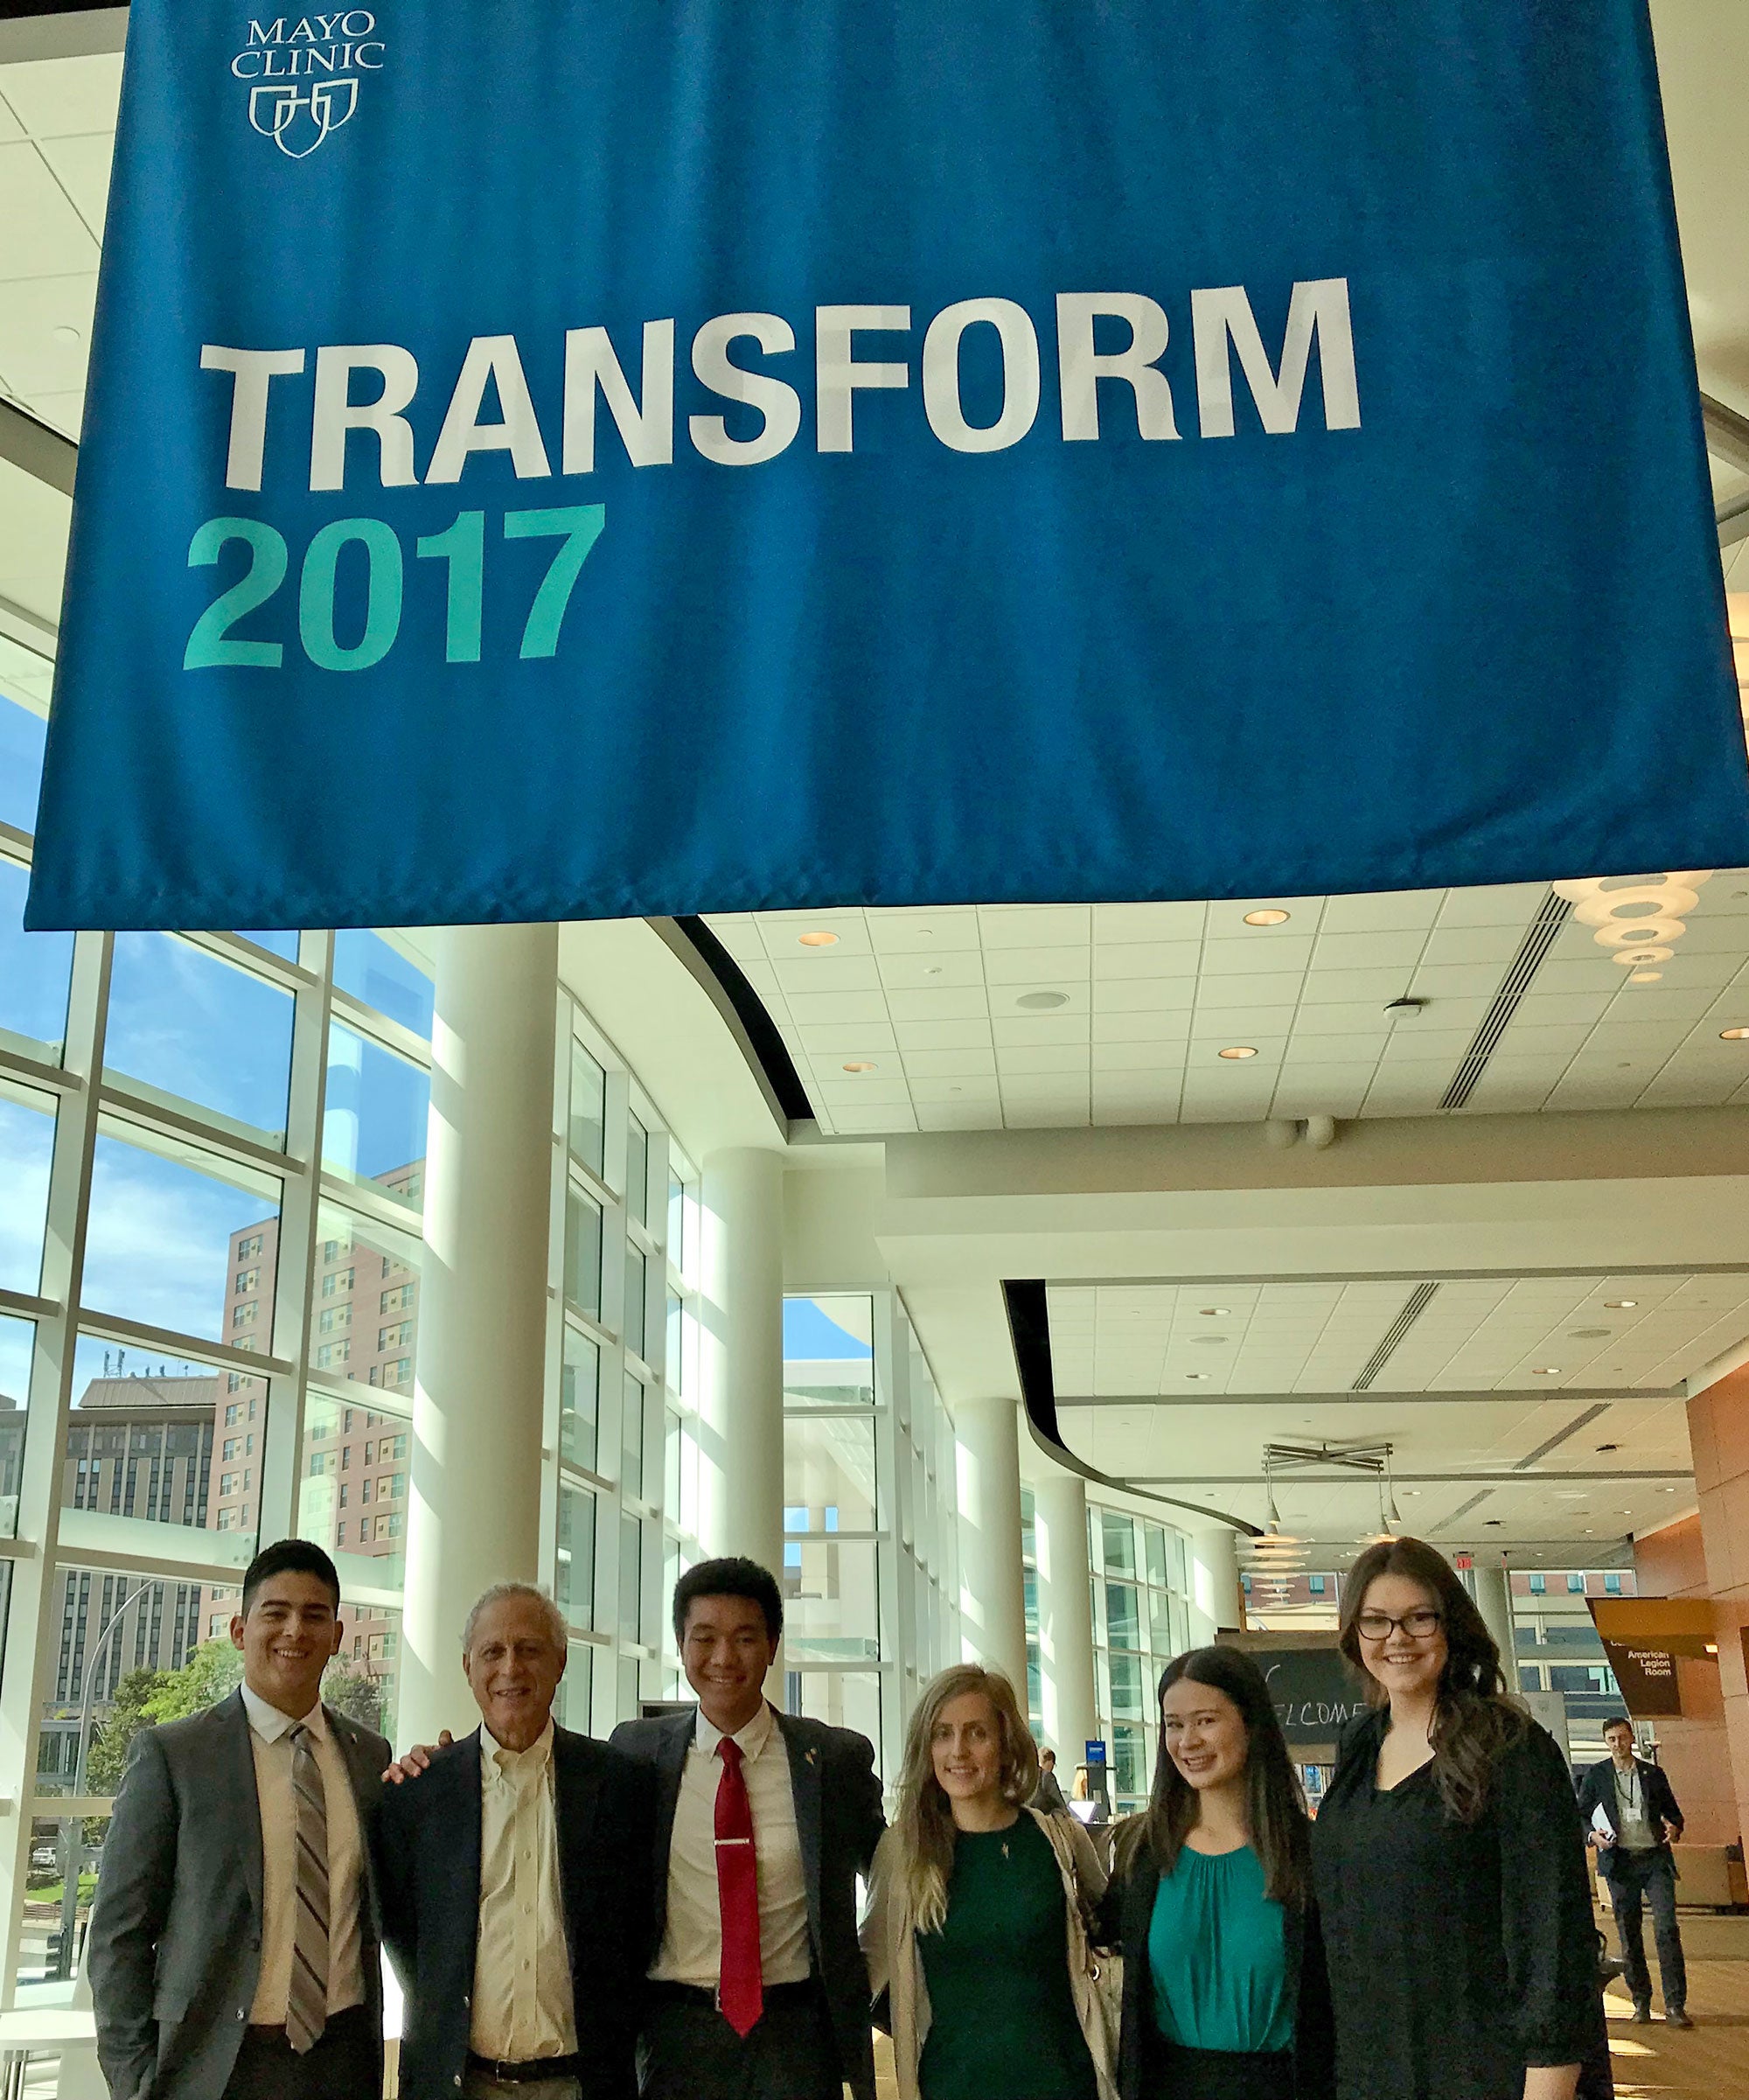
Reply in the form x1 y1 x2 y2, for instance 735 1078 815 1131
87 1539 392 2100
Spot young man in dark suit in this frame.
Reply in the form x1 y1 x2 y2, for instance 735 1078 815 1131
1576 1716 1691 2027
87 1538 392 2100
609 1557 886 2100
376 1583 655 2099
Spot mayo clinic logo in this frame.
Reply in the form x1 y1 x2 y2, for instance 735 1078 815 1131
231 12 385 159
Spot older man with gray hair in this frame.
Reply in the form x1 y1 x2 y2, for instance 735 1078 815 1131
375 1582 655 2100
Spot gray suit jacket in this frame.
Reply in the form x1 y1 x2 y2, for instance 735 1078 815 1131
86 1688 390 2100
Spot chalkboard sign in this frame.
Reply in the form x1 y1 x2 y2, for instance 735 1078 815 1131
1251 1646 1370 1748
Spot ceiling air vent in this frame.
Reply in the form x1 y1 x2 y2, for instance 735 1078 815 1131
1439 890 1573 1111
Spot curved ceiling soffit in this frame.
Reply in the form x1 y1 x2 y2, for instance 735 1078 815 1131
1002 1280 1262 1538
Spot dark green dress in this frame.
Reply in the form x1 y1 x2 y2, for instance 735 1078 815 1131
916 1811 1098 2100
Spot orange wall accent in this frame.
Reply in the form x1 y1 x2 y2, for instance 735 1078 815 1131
1634 1366 1749 1848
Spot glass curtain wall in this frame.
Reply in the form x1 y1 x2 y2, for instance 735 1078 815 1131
780 1291 958 1788
0 652 693 1997
552 1014 695 1734
1088 1502 1195 1810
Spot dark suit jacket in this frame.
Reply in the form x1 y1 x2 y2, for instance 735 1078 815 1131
375 1722 656 2100
609 1704 885 2100
86 1688 390 2100
1101 1831 1335 2100
1575 1755 1683 1877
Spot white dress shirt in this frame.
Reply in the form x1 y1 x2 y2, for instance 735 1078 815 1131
470 1720 579 2062
649 1701 811 1988
240 1684 366 2024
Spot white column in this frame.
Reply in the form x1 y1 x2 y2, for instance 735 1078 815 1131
1035 1471 1097 1770
954 1397 1028 1693
401 924 558 1750
700 1148 784 1572
1470 1563 1521 1692
1190 1527 1245 1643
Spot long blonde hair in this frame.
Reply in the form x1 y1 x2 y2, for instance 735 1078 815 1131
895 1664 1041 1934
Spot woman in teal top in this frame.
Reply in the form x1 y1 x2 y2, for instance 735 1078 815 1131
1102 1648 1334 2100
863 1663 1116 2100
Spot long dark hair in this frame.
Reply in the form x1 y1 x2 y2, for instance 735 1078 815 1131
1338 1536 1525 1824
1118 1645 1309 1907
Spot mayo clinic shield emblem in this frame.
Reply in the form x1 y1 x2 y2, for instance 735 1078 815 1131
248 77 358 157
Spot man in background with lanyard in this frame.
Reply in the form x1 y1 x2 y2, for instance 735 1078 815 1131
1576 1716 1690 2028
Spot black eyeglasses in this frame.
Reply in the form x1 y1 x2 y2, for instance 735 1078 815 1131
1355 1608 1442 1642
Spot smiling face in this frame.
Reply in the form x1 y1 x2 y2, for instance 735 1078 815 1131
681 1593 777 1735
1160 1675 1250 1795
463 1594 567 1752
232 1571 343 1719
930 1690 1006 1810
1355 1571 1448 1704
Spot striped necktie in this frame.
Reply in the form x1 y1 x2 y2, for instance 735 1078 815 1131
285 1722 330 2054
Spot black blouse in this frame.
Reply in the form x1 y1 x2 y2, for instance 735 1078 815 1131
1310 1710 1601 2100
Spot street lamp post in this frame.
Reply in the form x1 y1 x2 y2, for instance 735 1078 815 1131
55 1583 152 1978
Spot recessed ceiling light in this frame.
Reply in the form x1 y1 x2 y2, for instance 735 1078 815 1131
841 1060 877 1072
1629 971 1661 983
1604 1300 1637 1309
798 930 839 947
1199 1308 1230 1316
1723 1028 1749 1041
1189 1336 1229 1346
1404 1489 1422 1497
1533 1366 1561 1375
1662 1486 1676 1493
1218 1045 1258 1060
1570 1329 1609 1339
1596 1442 1619 1453
1485 1519 1502 1527
1184 1371 1210 1381
1243 908 1291 926
1016 990 1070 1010
923 966 943 975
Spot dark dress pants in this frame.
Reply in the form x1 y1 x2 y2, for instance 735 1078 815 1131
639 1982 840 2100
219 2006 377 2099
1605 1848 1688 2010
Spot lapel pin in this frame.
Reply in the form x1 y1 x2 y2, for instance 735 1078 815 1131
806 1748 818 1765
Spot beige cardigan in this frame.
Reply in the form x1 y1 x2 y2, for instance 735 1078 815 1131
860 1805 1118 2100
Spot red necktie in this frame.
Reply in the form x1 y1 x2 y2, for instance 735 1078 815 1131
714 1736 763 2037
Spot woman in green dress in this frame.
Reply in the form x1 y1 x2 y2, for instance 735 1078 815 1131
1103 1647 1334 2100
862 1663 1116 2100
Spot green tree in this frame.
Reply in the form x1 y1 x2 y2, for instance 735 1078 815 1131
321 1660 382 1735
141 1638 242 1725
85 1666 171 1796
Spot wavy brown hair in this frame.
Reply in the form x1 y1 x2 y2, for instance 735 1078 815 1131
894 1664 1041 1934
1339 1537 1525 1824
1114 1645 1309 1906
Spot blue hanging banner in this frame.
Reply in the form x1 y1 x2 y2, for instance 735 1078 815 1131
25 0 1749 931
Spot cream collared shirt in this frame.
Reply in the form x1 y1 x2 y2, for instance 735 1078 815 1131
470 1720 578 2062
649 1702 811 1988
240 1684 366 2025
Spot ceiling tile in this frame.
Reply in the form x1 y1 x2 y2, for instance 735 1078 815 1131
991 1013 1091 1046
1435 883 1548 927
1201 936 1314 976
1205 899 1323 937
1091 978 1196 1015
1510 991 1618 1028
914 1102 1004 1130
997 1043 1091 1075
828 1104 918 1133
1091 1010 1192 1043
1091 1039 1185 1071
796 1023 899 1054
0 142 100 277
1091 903 1207 942
35 133 108 236
0 53 122 137
877 949 986 989
1091 939 1202 979
812 1076 913 1106
771 953 881 994
977 905 1091 947
892 1018 993 1051
1409 963 1516 999
1318 890 1442 933
902 1046 997 1078
1188 970 1307 1007
1298 967 1421 1005
1418 924 1526 966
982 945 1091 986
783 990 893 1025
1312 930 1427 971
0 270 92 394
867 910 982 952
1279 1033 1387 1063
884 987 991 1022
908 1076 1000 1103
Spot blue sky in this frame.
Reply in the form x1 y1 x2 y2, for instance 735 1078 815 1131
0 691 45 834
0 860 73 1051
784 1297 873 1360
107 933 294 1136
0 1092 52 1298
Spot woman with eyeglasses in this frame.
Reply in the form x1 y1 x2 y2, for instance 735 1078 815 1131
1103 1647 1334 2100
1310 1538 1602 2100
861 1663 1117 2100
